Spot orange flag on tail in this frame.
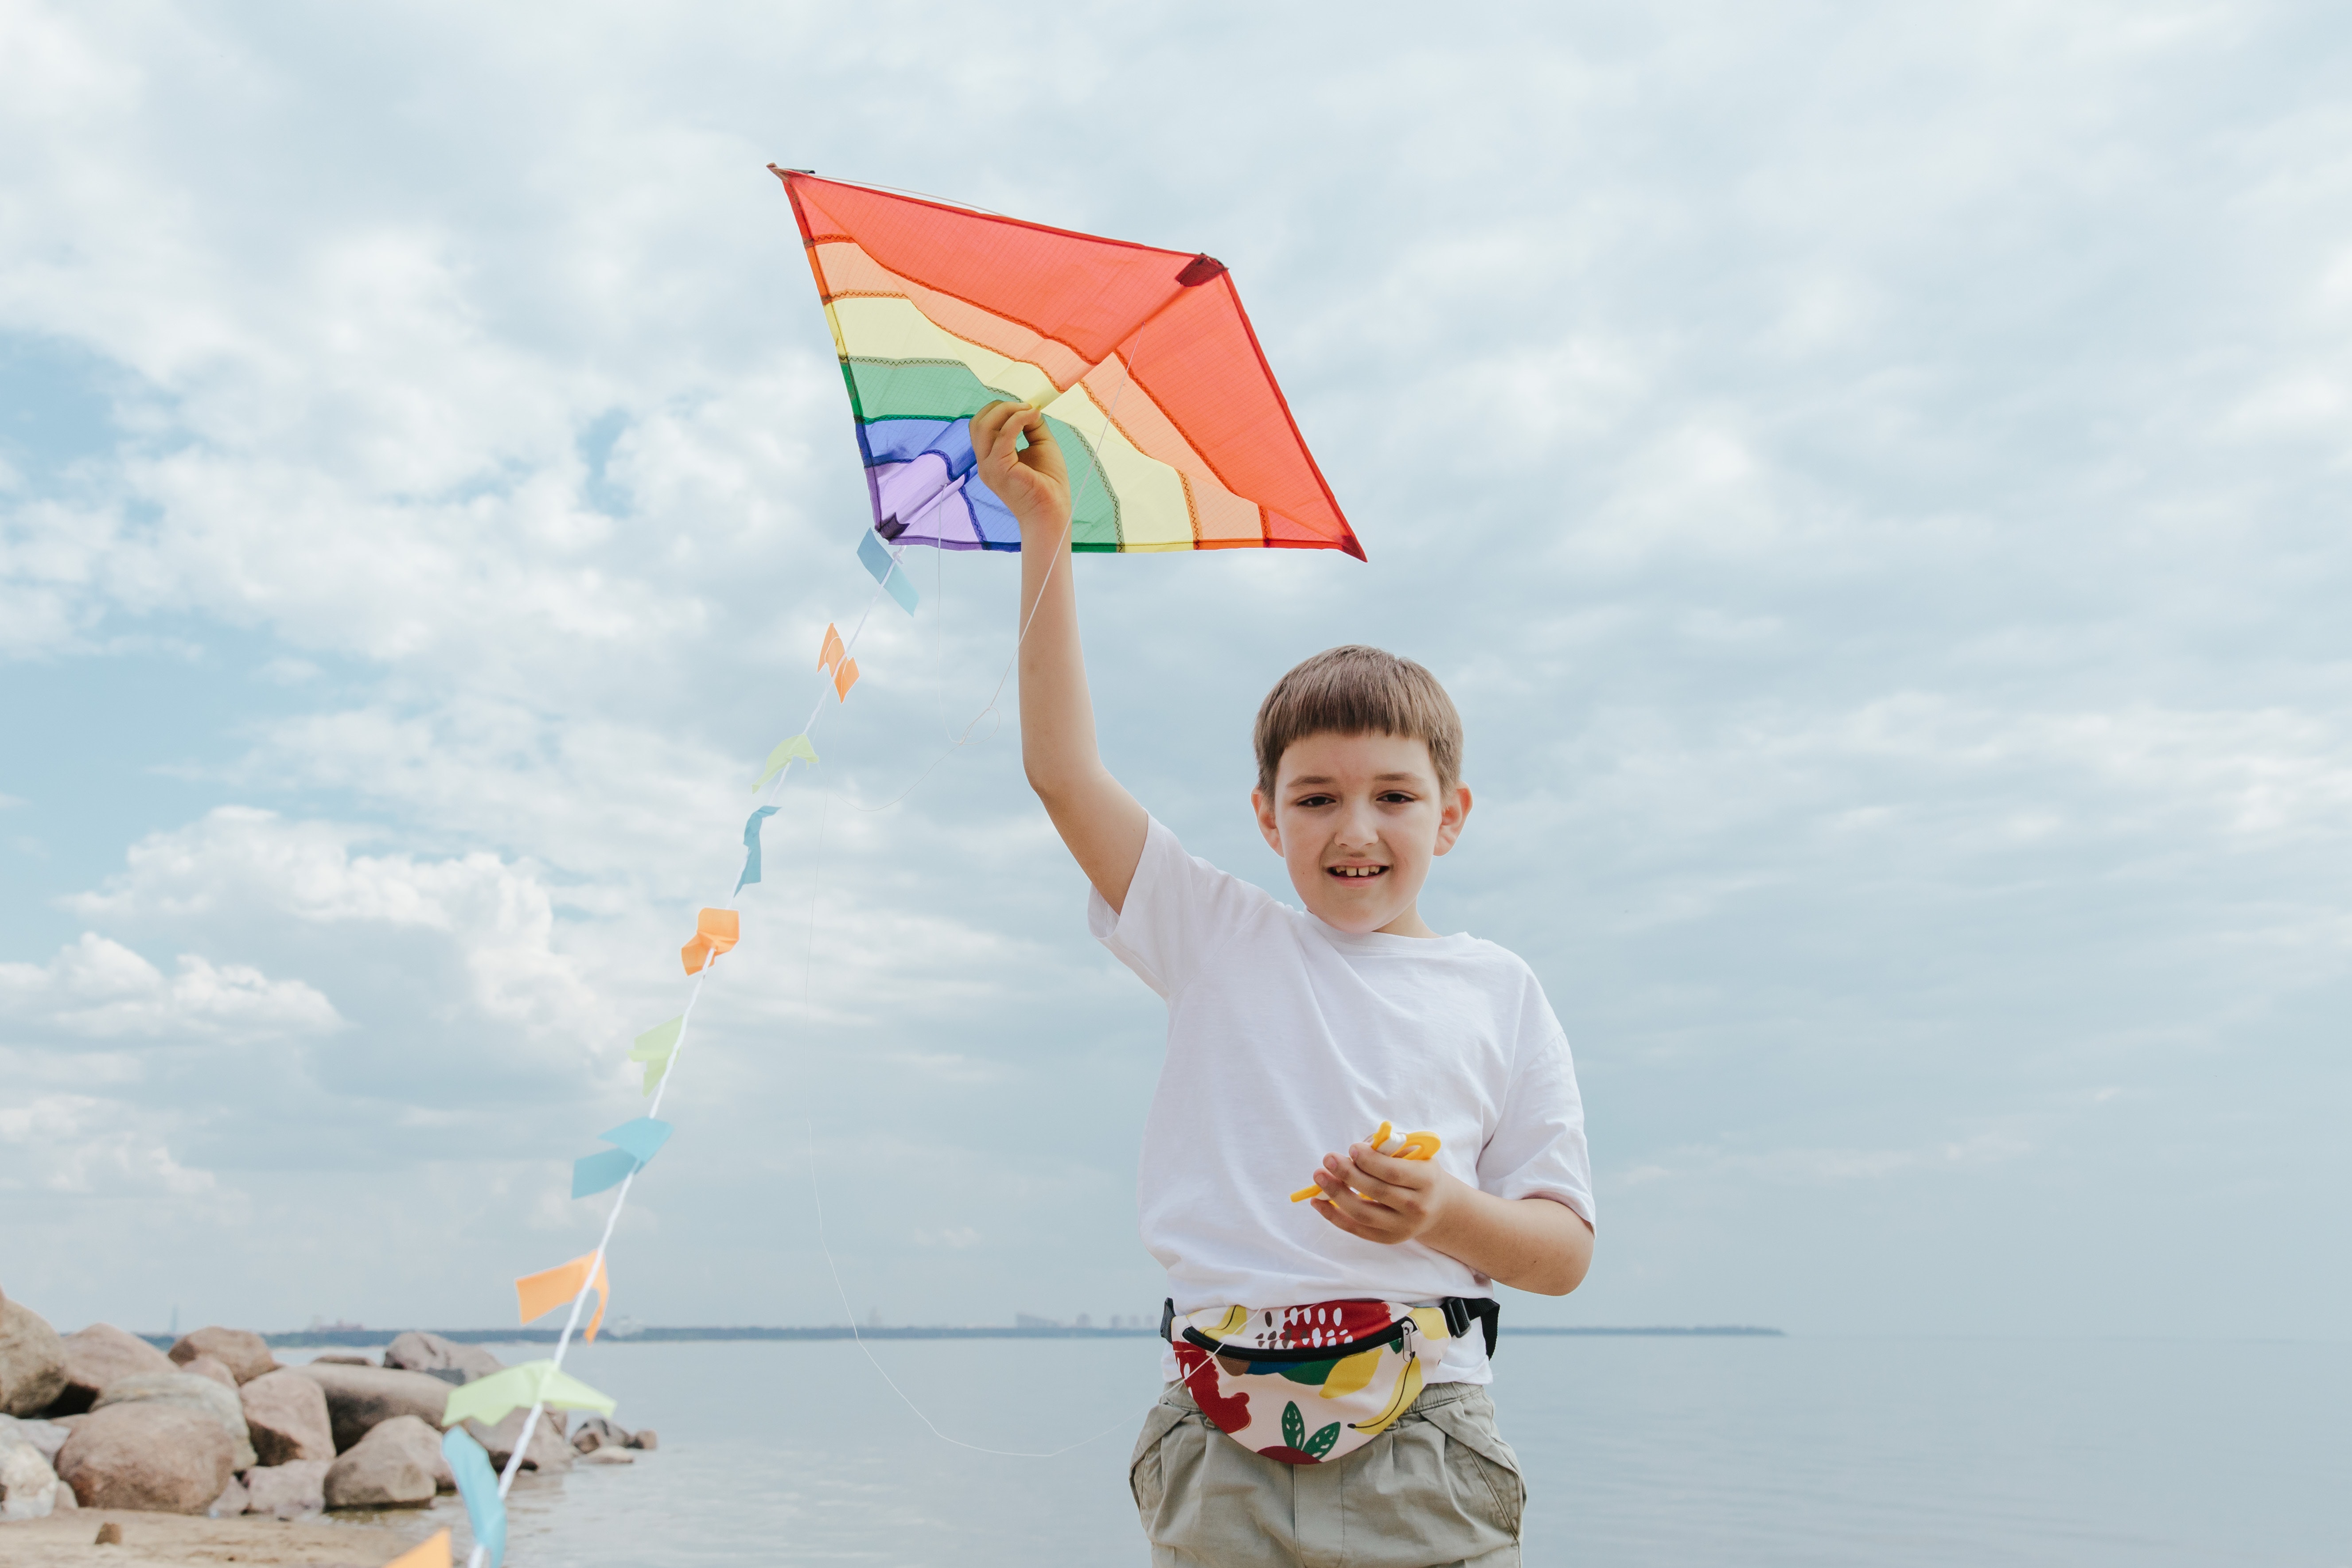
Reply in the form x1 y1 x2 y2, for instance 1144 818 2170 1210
515 1251 610 1342
681 907 739 974
382 1530 451 1568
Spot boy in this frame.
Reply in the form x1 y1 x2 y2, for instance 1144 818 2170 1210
975 401 1595 1568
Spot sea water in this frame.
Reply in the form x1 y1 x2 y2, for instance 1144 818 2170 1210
325 1335 2347 1566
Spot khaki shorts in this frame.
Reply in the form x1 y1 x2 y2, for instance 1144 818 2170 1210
1129 1377 1526 1568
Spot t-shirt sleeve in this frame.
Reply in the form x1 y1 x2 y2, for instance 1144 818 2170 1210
1476 977 1597 1227
1086 815 1268 1000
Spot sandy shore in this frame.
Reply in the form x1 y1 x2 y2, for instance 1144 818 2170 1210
0 1507 454 1568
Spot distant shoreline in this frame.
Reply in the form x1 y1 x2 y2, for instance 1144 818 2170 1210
135 1324 1786 1348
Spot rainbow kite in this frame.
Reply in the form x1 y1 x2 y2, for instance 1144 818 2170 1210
771 168 1363 560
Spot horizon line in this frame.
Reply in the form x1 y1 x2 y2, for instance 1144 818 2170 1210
137 1323 1788 1347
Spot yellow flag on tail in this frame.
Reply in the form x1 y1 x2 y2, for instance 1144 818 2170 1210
441 1360 616 1429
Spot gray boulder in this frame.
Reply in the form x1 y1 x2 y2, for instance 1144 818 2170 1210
571 1414 639 1453
293 1362 453 1451
242 1458 330 1519
55 1402 235 1513
0 1431 67 1519
53 1324 176 1415
167 1326 276 1384
0 1413 69 1463
179 1354 238 1390
0 1300 67 1417
239 1367 336 1464
464 1406 571 1474
323 1415 440 1510
92 1372 257 1471
382 1332 503 1383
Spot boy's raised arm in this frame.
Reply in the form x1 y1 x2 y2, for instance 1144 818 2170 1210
973 401 1149 913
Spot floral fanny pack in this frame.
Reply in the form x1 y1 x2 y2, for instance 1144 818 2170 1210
1160 1296 1500 1466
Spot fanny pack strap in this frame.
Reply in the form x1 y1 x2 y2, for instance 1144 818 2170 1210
1159 1296 1501 1361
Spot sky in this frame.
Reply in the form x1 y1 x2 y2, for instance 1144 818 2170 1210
2 0 2346 1344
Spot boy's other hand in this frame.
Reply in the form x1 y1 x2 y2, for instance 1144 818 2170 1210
1305 1142 1454 1247
972 400 1072 544
1307 1141 1596 1295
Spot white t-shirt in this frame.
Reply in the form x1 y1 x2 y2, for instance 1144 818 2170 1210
1090 816 1595 1385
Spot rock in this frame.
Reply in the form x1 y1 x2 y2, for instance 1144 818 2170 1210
242 1458 330 1519
463 1407 571 1474
631 1428 658 1451
570 1414 627 1452
206 1474 249 1518
239 1367 336 1465
55 1402 235 1514
91 1372 257 1471
0 1300 68 1417
382 1332 503 1383
322 1415 440 1510
94 1520 122 1544
0 1413 70 1463
52 1324 177 1416
311 1353 376 1366
167 1327 276 1384
1 1431 67 1519
292 1362 453 1452
577 1446 634 1464
179 1354 238 1390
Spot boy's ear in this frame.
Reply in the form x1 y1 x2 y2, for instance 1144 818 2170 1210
1251 787 1283 854
1431 783 1473 857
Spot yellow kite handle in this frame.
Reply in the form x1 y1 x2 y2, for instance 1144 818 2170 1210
1291 1121 1442 1201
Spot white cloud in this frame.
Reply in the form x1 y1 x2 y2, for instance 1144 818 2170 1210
0 1094 218 1198
0 932 341 1041
65 806 611 1054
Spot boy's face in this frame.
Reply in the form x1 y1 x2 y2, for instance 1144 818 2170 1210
1251 731 1472 938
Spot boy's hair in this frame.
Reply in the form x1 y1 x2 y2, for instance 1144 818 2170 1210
1253 646 1463 797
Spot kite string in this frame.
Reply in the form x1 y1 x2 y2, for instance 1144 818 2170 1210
798 1112 1135 1460
464 365 1154 1567
463 573 911 1566
785 469 1139 1456
477 380 1143 1542
791 700 1132 1459
466 952 728 1568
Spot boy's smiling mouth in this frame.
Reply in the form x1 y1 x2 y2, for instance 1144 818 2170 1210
1327 864 1388 879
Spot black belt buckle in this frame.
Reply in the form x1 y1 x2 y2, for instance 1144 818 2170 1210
1159 1298 1175 1342
1440 1297 1473 1338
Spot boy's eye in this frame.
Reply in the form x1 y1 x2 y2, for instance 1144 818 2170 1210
1294 793 1337 808
1378 791 1415 804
